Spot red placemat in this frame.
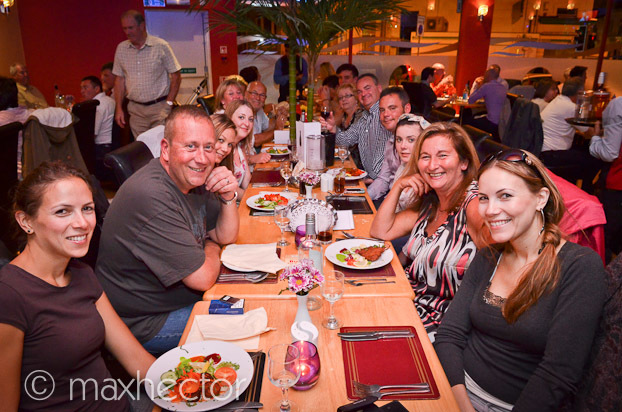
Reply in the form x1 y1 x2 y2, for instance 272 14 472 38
250 170 282 184
341 326 440 401
339 263 396 278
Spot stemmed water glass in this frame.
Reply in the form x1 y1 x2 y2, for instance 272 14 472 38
336 146 349 166
268 343 301 412
274 205 290 247
321 270 345 329
280 162 292 192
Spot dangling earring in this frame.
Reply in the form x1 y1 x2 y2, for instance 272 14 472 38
538 209 545 235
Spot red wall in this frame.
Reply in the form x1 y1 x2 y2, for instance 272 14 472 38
206 0 238 93
17 1 237 102
454 0 494 93
17 0 144 104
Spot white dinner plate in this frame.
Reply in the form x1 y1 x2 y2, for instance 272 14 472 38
261 146 290 156
221 260 256 273
344 169 368 181
246 192 298 211
324 239 393 270
144 340 254 411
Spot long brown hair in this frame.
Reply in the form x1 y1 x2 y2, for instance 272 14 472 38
210 113 235 173
478 151 566 323
405 122 479 220
225 99 255 154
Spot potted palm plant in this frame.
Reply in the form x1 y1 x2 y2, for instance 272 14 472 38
193 0 405 141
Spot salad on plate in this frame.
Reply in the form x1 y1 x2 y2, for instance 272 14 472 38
160 353 239 406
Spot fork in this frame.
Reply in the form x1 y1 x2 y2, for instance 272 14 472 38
353 381 430 399
341 231 384 242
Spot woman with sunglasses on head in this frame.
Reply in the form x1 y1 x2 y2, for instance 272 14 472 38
435 150 606 412
369 113 430 210
371 122 485 341
0 162 155 411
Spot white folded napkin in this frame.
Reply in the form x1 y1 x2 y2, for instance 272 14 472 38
221 242 286 273
333 210 355 230
187 308 274 350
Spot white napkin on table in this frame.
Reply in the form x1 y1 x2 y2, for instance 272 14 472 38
187 308 273 350
221 242 286 273
333 210 355 230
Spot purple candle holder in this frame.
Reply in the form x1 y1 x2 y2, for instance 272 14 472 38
290 341 320 390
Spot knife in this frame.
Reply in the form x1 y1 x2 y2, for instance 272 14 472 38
340 333 414 341
218 401 263 410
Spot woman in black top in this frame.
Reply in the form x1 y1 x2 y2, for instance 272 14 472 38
0 162 154 411
435 150 606 412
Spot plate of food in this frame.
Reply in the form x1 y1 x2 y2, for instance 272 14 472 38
261 146 290 157
144 340 254 411
343 168 368 181
324 239 393 270
246 192 297 211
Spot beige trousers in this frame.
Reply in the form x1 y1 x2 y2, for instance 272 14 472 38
127 100 171 137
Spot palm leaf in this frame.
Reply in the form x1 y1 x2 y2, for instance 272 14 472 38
192 0 406 139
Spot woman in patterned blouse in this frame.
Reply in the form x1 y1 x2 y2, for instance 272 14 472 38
371 122 485 341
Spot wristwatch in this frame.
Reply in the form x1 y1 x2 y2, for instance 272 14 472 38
166 100 174 106
218 191 238 205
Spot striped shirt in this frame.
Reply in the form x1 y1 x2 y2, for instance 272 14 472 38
335 101 392 180
112 34 181 103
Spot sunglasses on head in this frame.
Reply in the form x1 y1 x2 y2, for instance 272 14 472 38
481 149 544 179
397 113 430 129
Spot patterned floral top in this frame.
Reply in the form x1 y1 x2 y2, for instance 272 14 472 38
403 181 478 337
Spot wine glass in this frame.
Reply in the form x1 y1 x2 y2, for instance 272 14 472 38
280 162 292 192
274 205 290 247
337 146 349 166
321 270 345 329
320 105 330 132
268 344 301 412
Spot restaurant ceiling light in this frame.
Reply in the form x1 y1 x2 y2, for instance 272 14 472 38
427 0 435 11
2 0 14 6
478 5 488 21
533 2 541 10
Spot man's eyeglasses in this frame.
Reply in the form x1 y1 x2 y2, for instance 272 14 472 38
481 149 544 180
249 91 267 99
338 94 355 101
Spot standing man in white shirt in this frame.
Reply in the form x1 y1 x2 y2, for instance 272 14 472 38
540 77 601 193
80 76 116 181
113 10 181 137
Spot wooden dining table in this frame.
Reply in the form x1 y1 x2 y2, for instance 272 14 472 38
204 158 415 301
148 154 459 411
176 297 460 412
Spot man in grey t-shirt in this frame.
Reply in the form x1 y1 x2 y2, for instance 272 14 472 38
96 106 239 354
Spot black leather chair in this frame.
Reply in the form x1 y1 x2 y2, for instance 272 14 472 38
462 124 492 150
0 122 22 254
103 141 153 186
474 138 511 162
197 94 215 115
72 99 100 175
430 108 457 123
